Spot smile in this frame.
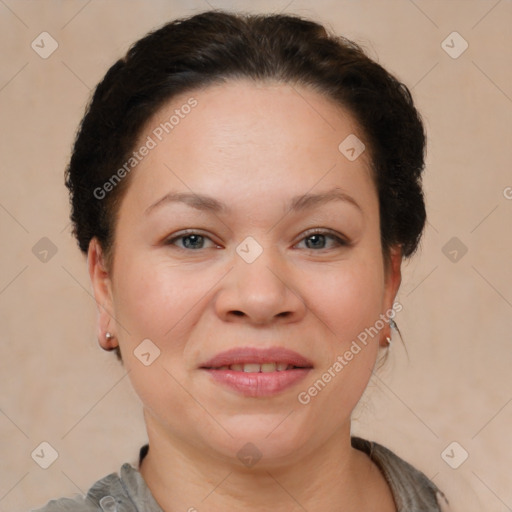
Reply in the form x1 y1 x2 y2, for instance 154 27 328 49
208 363 303 372
200 347 313 397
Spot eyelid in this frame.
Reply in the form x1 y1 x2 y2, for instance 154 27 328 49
164 229 220 248
294 228 350 249
164 227 350 251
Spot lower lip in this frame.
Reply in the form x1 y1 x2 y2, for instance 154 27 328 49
202 368 312 397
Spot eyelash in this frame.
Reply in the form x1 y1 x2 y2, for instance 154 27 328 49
164 228 350 252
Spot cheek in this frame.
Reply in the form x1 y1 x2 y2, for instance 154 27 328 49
301 254 385 407
303 256 385 340
111 257 202 425
112 254 202 346
297 276 383 426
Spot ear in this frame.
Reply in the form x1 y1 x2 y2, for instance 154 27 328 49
87 237 117 351
380 245 402 347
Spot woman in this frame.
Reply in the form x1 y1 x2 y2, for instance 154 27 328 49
35 10 450 512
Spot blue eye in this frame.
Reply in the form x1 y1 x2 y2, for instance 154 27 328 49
296 230 348 250
166 232 216 250
164 229 348 251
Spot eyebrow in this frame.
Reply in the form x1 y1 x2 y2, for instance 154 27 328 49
144 187 362 216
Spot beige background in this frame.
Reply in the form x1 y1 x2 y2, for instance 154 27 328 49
1 1 511 511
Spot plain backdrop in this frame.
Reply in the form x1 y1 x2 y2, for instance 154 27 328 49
1 1 511 511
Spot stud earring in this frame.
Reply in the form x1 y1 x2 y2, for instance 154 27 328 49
102 331 118 352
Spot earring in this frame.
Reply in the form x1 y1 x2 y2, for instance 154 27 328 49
384 318 397 350
102 332 117 352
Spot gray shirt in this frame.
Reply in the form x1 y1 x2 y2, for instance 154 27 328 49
32 437 450 512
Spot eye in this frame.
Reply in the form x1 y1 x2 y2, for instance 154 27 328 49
164 228 349 252
164 230 219 250
295 229 349 250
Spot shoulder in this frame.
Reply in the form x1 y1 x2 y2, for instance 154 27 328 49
351 436 451 512
31 496 97 512
31 464 141 512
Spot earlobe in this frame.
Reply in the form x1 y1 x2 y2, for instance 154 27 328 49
380 246 402 348
87 238 117 350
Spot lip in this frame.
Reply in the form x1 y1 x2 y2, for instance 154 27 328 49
199 347 313 398
199 347 314 369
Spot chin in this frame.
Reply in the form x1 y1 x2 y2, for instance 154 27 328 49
201 417 313 467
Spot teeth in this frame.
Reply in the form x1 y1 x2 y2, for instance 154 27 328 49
261 362 277 373
243 363 261 373
215 362 295 372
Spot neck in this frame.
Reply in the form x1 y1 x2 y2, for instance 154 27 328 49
138 411 389 512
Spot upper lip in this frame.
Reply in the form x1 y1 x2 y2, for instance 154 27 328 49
200 347 314 368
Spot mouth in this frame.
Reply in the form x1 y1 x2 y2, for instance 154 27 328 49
199 347 313 397
205 362 306 372
199 346 313 371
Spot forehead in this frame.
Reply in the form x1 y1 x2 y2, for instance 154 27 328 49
124 79 376 213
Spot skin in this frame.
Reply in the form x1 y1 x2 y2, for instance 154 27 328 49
88 79 402 511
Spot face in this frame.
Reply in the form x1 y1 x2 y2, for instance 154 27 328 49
89 79 401 466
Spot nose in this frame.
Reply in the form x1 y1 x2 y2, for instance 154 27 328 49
214 244 307 326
